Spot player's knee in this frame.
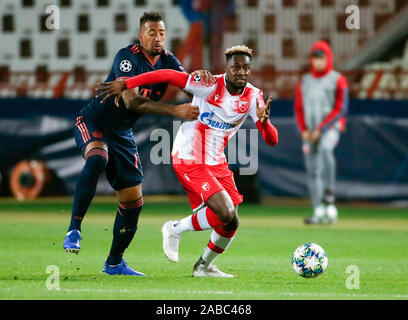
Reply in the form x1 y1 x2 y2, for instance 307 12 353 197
234 214 240 228
84 148 108 172
119 198 143 229
227 214 240 230
218 205 236 224
207 191 236 224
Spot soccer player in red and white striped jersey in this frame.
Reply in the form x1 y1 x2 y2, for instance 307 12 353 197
96 45 278 277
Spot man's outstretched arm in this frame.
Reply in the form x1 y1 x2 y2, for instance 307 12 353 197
94 70 195 119
121 88 198 121
95 69 190 103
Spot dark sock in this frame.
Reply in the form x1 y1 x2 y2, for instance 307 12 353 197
107 198 143 265
68 148 108 232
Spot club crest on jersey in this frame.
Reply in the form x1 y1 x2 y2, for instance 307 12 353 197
119 60 132 72
202 182 210 192
237 98 250 113
200 111 235 130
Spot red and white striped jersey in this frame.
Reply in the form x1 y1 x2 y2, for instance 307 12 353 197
172 73 264 165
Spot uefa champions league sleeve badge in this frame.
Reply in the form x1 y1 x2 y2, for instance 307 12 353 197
119 60 132 73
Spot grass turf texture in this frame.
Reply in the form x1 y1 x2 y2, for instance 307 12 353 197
0 197 407 300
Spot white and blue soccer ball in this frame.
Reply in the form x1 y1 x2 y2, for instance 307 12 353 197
291 243 328 278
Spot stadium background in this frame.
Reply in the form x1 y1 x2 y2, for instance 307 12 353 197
0 0 407 203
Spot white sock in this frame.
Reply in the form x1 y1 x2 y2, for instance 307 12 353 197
171 206 223 234
201 227 236 266
171 216 194 234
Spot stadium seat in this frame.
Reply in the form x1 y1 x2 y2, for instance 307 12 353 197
0 0 407 99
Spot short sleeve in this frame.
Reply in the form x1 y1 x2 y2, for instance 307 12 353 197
112 48 137 79
184 74 216 98
249 89 264 123
166 52 186 72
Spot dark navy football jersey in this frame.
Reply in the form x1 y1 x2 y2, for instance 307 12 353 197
82 44 185 130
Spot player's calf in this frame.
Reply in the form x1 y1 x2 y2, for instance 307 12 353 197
106 197 143 266
67 147 108 232
64 147 108 253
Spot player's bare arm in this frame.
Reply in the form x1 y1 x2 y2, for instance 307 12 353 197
121 89 199 121
94 78 198 121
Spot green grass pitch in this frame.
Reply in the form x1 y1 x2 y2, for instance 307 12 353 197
0 197 407 300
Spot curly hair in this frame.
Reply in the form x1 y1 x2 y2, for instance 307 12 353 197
225 45 253 61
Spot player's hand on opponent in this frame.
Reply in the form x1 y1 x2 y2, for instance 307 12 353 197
191 70 215 86
95 78 127 106
175 103 199 121
256 96 272 124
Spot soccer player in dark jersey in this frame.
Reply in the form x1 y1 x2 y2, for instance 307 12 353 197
63 11 213 276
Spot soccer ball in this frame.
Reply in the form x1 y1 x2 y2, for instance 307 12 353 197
291 243 328 278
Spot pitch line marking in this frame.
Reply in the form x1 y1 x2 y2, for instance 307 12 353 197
59 288 234 295
1 287 407 299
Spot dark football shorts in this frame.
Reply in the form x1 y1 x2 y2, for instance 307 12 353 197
73 115 144 190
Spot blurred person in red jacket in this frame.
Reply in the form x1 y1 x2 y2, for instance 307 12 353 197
293 41 349 224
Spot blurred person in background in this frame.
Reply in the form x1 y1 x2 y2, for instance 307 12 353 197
293 40 349 224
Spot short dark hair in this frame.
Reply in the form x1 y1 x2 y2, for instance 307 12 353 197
139 11 164 28
225 45 253 62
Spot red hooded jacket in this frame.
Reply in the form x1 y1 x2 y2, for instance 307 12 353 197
294 41 348 132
